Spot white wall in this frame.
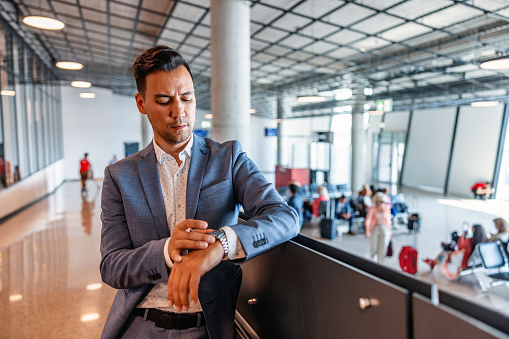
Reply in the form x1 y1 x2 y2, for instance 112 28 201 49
0 160 64 219
384 111 410 132
249 116 277 183
447 105 503 196
61 87 141 180
402 108 457 193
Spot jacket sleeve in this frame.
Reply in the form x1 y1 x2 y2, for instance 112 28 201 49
99 166 169 290
228 141 299 261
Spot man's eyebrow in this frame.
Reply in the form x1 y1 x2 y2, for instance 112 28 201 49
154 94 172 98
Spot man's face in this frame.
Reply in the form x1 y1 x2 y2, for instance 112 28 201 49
135 66 196 147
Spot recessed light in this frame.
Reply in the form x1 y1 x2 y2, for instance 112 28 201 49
23 16 65 30
470 101 499 107
56 61 83 70
480 56 509 70
72 81 91 88
204 113 213 119
1 90 15 96
297 95 326 103
249 109 256 114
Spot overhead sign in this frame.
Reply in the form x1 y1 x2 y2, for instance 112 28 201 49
375 98 392 112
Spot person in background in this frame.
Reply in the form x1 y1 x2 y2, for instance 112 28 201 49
13 165 20 183
365 192 392 263
471 181 492 200
490 217 509 243
424 224 488 279
312 185 329 218
79 153 91 193
109 154 118 165
288 183 304 228
336 195 354 235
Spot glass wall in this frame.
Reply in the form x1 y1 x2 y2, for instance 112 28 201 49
0 21 62 192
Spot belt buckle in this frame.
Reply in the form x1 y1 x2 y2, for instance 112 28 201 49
155 313 180 329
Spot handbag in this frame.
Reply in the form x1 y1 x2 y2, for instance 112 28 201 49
387 240 394 257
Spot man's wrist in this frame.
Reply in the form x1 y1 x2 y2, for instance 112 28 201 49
210 229 229 258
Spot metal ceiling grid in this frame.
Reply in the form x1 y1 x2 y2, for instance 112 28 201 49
1 0 509 116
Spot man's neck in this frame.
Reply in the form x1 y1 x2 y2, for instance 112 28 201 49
154 136 191 165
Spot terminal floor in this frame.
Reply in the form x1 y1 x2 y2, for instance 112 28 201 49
1 182 509 338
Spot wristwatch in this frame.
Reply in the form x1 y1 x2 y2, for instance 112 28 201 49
210 229 229 258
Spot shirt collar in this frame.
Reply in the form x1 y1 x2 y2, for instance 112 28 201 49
153 134 194 165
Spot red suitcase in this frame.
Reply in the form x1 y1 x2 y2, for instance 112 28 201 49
399 246 417 274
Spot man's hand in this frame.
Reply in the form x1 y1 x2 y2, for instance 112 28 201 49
168 219 215 263
167 241 224 311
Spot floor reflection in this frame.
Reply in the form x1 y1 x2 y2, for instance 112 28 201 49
0 181 116 338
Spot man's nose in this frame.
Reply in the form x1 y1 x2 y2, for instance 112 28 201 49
170 100 185 118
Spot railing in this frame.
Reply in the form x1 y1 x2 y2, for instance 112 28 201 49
235 234 509 339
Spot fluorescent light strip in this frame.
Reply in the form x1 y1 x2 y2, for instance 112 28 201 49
79 93 95 99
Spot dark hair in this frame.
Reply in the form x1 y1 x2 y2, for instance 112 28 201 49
132 45 193 96
339 195 346 200
84 153 88 157
472 224 488 249
289 184 299 194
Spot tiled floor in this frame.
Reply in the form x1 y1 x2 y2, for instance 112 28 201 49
1 182 509 338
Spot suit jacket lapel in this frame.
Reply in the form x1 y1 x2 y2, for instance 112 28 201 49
137 142 170 238
186 135 210 219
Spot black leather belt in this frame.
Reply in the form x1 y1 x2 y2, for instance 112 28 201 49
134 308 206 330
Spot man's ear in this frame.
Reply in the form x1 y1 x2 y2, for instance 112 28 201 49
135 93 146 114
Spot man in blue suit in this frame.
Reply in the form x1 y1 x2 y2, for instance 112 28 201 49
100 46 299 338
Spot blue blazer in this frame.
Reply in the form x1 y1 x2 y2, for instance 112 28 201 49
100 135 299 339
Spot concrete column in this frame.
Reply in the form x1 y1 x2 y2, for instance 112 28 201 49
351 84 366 193
277 92 284 166
141 114 152 148
210 0 251 153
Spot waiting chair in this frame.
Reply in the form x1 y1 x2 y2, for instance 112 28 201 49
471 242 509 292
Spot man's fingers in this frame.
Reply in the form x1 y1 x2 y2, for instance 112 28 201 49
169 249 182 263
178 272 191 312
175 219 208 231
189 274 201 306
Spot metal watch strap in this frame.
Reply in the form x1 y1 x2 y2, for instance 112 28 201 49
210 229 229 258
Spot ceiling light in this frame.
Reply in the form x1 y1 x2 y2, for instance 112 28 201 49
364 104 371 110
470 101 499 107
480 56 509 70
275 119 282 123
297 95 326 103
56 61 83 70
86 283 103 291
249 109 256 114
204 113 213 119
72 81 91 88
334 88 352 100
79 93 95 98
368 111 384 115
1 90 15 96
201 121 211 128
364 87 373 96
23 16 65 30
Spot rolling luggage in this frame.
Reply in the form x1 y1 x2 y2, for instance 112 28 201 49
407 195 421 232
399 246 417 274
407 213 421 231
320 200 336 240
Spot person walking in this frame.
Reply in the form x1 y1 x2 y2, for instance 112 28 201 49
79 153 91 193
365 192 392 263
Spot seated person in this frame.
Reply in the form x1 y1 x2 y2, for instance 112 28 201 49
312 186 329 218
490 217 509 242
336 195 354 235
471 182 493 200
424 224 488 279
288 183 304 227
